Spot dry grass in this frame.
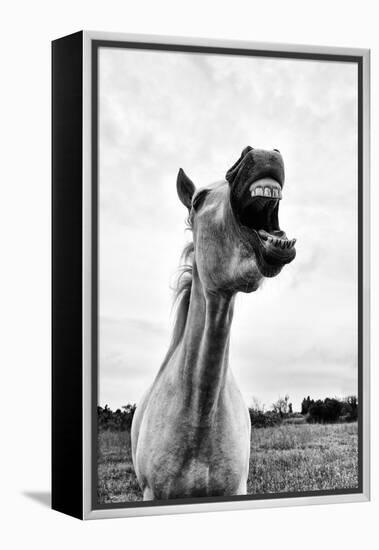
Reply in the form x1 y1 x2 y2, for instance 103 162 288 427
97 430 142 503
97 422 358 504
248 422 358 494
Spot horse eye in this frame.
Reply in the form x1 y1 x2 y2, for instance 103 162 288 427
192 190 209 211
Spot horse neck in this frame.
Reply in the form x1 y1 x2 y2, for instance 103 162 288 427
178 263 235 422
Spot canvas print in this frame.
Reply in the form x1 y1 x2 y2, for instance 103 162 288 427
96 46 359 505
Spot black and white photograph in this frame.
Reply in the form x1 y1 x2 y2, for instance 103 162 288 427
95 43 362 506
4 0 379 544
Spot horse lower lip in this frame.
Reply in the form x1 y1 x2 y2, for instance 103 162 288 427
262 240 296 264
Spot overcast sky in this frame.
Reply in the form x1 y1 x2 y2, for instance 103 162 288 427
98 47 358 412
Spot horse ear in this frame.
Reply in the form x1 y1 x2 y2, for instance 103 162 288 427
177 168 196 210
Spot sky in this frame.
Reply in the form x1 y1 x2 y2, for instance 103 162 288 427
98 47 358 412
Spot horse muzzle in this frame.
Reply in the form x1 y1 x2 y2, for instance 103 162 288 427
226 146 296 276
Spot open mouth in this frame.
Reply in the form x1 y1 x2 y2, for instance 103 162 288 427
240 177 296 249
237 178 296 276
226 147 296 277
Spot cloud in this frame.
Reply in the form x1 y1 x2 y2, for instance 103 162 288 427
99 316 170 406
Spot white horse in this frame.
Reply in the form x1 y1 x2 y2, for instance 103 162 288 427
131 147 296 500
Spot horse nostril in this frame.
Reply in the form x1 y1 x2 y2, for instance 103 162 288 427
273 149 280 153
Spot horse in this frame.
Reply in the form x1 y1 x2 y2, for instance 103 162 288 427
131 146 296 500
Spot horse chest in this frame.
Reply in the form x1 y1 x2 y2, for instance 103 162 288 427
138 414 248 499
133 350 250 500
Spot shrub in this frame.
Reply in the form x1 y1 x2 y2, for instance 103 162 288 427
249 409 282 428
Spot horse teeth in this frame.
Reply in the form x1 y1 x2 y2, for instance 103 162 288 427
249 180 282 200
262 232 297 248
267 236 296 249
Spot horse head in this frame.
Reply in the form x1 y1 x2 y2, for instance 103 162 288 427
176 146 296 295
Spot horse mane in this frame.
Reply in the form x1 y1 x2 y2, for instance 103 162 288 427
171 240 194 341
159 237 194 370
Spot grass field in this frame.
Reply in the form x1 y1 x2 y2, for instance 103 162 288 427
97 422 358 503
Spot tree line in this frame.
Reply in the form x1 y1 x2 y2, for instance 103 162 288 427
98 394 358 432
249 394 358 427
301 395 358 423
97 404 136 432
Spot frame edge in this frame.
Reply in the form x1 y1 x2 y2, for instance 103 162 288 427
52 30 84 520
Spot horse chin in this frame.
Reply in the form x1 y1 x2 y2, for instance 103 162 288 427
255 255 285 279
236 245 291 292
